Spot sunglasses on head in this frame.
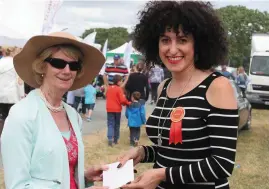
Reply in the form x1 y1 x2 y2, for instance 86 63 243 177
44 58 81 71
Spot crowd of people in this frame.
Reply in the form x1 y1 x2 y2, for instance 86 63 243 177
61 53 169 146
0 47 168 147
219 65 249 97
0 1 242 189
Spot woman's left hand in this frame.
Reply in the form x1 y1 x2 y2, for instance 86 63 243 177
85 165 109 182
121 168 165 189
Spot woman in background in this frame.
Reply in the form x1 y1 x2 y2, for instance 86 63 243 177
148 64 164 104
125 61 149 102
236 66 249 97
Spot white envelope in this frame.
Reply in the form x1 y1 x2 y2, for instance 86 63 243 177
103 159 134 189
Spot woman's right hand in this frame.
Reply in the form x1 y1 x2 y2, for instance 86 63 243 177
117 146 145 168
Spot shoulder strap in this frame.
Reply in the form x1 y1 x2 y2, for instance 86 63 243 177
195 72 223 98
159 78 172 98
200 72 223 87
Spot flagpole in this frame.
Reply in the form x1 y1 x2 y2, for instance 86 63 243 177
99 39 108 75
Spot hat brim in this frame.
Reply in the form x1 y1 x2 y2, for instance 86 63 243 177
13 35 105 90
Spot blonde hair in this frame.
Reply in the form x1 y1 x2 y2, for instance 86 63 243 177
2 46 15 56
136 61 145 72
32 45 84 85
238 66 245 74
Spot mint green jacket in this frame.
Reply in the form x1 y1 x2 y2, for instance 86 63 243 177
1 90 85 189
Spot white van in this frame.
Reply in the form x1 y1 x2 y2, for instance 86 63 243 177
246 33 269 105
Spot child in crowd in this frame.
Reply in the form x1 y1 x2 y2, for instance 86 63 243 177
106 75 131 146
125 91 146 146
84 81 97 121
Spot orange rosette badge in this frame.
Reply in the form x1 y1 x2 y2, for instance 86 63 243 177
169 107 185 145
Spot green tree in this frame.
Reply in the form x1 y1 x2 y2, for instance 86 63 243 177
217 6 269 70
81 27 129 50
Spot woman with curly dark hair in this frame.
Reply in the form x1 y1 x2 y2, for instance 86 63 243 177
118 1 239 189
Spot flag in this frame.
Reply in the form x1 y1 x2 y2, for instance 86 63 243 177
99 39 108 75
123 41 133 70
0 0 45 40
102 39 108 56
42 0 63 34
83 32 97 45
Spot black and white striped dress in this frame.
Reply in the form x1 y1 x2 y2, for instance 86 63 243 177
141 72 239 189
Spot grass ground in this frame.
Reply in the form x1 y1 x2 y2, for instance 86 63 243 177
0 109 269 189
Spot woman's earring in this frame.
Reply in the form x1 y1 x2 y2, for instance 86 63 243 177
41 74 44 77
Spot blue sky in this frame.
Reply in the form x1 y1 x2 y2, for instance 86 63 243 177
54 1 269 36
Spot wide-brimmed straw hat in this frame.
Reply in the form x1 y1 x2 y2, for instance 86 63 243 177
13 32 105 90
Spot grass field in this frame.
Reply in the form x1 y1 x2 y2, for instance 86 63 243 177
0 109 269 189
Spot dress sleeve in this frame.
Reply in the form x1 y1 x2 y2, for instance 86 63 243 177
164 108 239 185
140 145 158 163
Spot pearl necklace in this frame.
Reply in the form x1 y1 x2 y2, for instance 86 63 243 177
38 89 64 112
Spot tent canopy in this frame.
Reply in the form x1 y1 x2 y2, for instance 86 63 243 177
106 43 142 65
107 42 141 55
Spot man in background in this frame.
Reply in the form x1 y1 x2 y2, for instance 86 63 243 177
220 65 233 79
103 54 129 93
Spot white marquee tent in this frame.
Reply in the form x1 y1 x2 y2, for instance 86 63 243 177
106 43 141 64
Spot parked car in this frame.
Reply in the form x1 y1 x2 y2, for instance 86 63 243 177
230 80 252 130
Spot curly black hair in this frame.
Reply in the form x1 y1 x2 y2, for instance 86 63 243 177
133 1 228 70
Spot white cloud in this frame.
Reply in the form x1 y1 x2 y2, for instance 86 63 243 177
54 1 145 36
61 20 133 37
68 7 103 19
53 0 269 37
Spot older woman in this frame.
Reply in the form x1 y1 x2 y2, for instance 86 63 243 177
118 1 239 189
1 32 108 189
